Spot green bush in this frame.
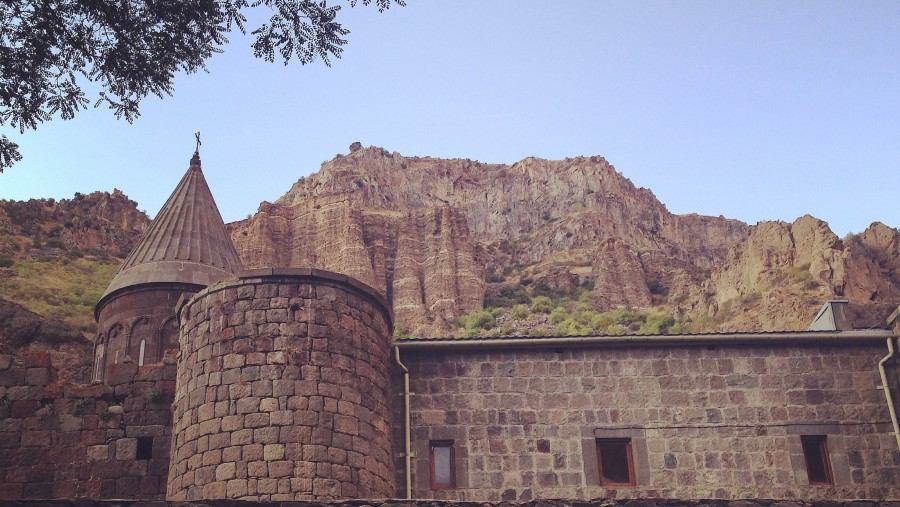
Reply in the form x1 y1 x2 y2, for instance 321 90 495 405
604 324 626 336
647 277 664 294
394 323 410 339
0 257 13 268
484 266 504 283
485 284 530 308
638 313 676 334
555 318 589 336
511 304 529 320
530 296 552 313
45 237 66 249
457 310 496 334
549 306 568 325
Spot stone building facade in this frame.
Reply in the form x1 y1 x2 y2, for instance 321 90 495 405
398 338 900 501
1 153 899 502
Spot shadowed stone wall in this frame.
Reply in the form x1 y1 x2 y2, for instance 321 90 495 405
400 343 900 501
0 352 175 500
168 269 395 501
1 498 900 507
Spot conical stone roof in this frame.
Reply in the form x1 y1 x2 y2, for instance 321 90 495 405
97 153 243 309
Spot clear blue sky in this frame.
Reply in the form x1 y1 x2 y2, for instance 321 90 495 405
2 1 898 237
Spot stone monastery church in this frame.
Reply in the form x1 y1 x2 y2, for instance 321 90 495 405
1 153 899 502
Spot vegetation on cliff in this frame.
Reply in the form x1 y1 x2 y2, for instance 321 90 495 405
0 191 148 334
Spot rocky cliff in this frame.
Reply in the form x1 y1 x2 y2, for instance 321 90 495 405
232 145 900 335
0 147 897 340
0 191 150 334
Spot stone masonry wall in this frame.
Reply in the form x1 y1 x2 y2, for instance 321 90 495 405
3 499 900 507
3 500 900 507
401 342 900 501
169 269 395 501
95 286 188 383
0 351 175 500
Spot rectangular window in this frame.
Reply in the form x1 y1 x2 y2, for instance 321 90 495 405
597 438 635 486
801 435 833 485
430 440 455 489
136 437 153 460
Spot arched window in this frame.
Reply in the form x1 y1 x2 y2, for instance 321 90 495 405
138 339 146 366
107 323 126 365
131 317 152 365
93 342 106 382
161 318 179 353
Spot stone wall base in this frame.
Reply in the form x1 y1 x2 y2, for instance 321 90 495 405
1 499 899 507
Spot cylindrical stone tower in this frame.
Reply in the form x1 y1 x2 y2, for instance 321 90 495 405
168 268 395 501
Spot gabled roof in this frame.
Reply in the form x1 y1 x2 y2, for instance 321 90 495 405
807 300 853 331
96 154 243 310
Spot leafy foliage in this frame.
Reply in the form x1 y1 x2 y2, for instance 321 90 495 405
455 276 692 338
0 0 404 171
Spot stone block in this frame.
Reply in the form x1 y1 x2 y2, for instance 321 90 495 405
216 462 236 481
87 444 109 461
225 478 247 498
259 397 279 412
245 413 270 428
231 429 253 446
258 477 279 494
236 397 260 414
202 481 227 499
264 443 285 461
24 368 50 386
253 426 280 444
115 438 137 460
270 410 294 426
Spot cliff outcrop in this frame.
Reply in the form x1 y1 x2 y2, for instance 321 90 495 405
0 191 149 334
0 298 92 383
229 197 484 335
231 145 899 335
1 146 897 339
236 146 753 334
0 190 149 257
706 217 900 331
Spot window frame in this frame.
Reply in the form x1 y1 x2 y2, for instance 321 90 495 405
801 435 834 485
596 437 636 487
429 440 455 489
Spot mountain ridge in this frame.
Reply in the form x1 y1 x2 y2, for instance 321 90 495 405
231 144 900 336
0 145 897 341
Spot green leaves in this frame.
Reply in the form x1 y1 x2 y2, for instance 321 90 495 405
0 0 404 172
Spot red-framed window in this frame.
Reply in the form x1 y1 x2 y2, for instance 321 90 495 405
597 438 635 487
430 440 455 489
801 435 834 485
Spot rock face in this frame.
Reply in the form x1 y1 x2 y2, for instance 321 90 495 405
0 189 149 257
231 145 895 336
0 298 92 383
236 146 751 334
230 197 483 335
711 217 900 330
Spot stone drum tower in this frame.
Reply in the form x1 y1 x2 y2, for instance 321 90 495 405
167 269 395 501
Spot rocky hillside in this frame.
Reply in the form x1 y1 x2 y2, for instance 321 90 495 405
231 144 900 336
0 191 150 331
0 147 897 342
